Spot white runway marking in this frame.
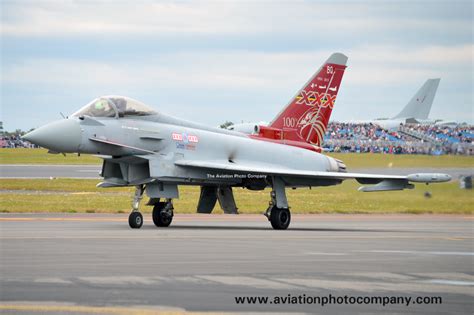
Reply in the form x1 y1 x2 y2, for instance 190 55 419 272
304 252 348 256
364 250 474 256
274 277 474 296
197 275 297 290
413 273 474 281
16 272 474 299
342 272 416 281
79 276 161 285
426 280 474 286
34 278 72 284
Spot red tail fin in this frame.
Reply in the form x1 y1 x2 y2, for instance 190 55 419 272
269 53 348 146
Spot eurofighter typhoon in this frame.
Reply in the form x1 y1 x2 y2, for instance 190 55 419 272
23 53 451 229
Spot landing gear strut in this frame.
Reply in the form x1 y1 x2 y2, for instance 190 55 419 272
265 177 291 230
128 185 144 229
152 199 174 227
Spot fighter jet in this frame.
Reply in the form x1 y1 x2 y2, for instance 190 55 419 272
22 53 451 230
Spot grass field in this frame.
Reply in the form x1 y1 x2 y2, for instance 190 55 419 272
1 178 472 214
0 148 101 165
1 148 473 168
1 149 472 214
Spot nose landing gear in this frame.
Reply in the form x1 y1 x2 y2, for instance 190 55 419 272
128 212 143 229
128 185 144 229
127 185 175 229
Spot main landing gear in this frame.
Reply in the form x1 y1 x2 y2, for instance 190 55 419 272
128 185 174 229
127 179 291 230
152 199 174 227
265 177 291 230
266 205 291 230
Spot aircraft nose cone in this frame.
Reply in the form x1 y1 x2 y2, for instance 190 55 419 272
22 119 82 153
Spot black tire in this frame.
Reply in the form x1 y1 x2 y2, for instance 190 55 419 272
153 202 173 227
270 207 291 230
129 212 143 229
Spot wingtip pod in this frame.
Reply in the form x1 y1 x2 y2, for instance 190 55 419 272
358 180 414 192
326 52 348 66
407 173 451 183
358 173 450 192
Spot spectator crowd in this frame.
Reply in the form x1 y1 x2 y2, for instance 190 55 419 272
401 124 473 144
323 122 473 155
1 134 38 148
2 123 473 155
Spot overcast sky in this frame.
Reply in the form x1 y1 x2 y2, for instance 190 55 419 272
1 0 473 131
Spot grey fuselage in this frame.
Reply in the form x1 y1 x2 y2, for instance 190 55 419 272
30 112 343 189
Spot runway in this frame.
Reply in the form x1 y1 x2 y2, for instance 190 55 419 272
1 214 472 314
1 164 472 179
0 164 102 179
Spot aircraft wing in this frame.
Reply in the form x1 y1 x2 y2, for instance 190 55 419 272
174 159 451 192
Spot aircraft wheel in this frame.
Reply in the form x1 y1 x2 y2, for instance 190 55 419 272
153 202 173 227
270 206 291 230
129 212 143 229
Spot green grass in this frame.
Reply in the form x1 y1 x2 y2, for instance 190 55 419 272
0 193 131 213
0 149 472 214
1 148 473 168
0 178 129 192
0 148 101 165
1 178 472 214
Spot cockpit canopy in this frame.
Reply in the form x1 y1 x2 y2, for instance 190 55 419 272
72 96 157 118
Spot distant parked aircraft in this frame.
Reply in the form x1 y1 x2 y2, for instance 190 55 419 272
358 78 441 130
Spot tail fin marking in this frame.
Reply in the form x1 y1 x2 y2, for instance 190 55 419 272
269 53 348 146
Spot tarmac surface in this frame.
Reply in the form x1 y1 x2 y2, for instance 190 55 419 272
1 213 473 314
1 164 473 179
0 164 102 179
